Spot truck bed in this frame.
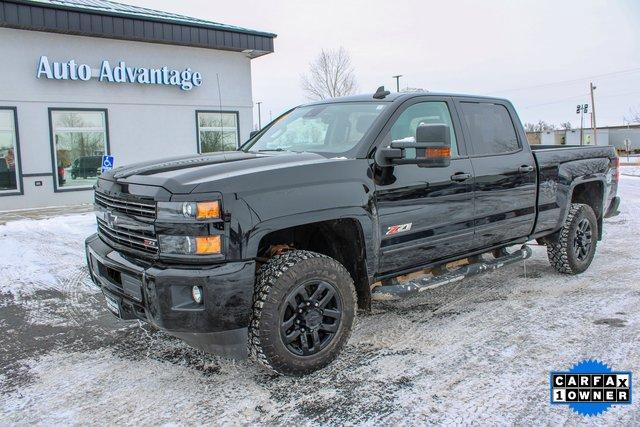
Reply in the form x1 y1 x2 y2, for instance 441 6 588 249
531 144 617 237
531 144 616 159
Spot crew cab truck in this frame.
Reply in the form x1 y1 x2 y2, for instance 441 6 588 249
85 89 620 375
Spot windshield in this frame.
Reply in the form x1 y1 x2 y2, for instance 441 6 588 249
243 102 387 154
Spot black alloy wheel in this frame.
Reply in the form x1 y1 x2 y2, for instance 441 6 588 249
573 218 593 262
279 280 342 356
249 250 356 375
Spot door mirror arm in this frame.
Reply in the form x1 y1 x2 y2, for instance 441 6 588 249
374 146 403 167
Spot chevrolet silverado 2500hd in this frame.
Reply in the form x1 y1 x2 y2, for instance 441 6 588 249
86 89 620 375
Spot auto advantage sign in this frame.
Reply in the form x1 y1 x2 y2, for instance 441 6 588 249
36 56 203 91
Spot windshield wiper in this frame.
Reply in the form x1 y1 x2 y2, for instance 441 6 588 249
257 148 288 152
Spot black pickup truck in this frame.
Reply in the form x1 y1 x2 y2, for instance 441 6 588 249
85 89 620 375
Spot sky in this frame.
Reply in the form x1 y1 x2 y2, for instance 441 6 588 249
125 0 640 129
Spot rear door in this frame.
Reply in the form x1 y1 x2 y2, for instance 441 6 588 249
373 97 476 275
455 99 537 247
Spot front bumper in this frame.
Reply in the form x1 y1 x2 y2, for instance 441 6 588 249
85 233 255 358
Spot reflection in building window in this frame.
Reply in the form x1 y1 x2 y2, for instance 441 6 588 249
0 109 20 193
197 111 239 153
50 110 108 189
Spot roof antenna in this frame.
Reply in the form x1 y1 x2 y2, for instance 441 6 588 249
373 86 391 99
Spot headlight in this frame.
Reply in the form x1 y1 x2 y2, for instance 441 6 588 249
157 201 221 221
158 235 221 255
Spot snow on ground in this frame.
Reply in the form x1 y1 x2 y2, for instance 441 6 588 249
0 213 97 295
621 166 640 177
1 177 639 425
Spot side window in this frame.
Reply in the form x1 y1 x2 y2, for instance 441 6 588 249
460 102 520 155
384 101 459 158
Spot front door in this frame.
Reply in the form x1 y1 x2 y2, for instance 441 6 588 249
373 98 476 275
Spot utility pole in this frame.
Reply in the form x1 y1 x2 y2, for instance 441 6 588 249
589 82 597 145
256 101 262 130
392 75 402 92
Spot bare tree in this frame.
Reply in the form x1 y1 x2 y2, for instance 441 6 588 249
624 106 640 124
524 120 556 132
301 47 357 100
559 121 572 130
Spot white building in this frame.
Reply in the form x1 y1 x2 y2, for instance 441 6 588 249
534 125 640 151
0 0 276 209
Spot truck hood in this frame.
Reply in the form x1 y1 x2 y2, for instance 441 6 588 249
101 151 345 194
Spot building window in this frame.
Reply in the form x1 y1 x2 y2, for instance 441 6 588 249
0 108 22 195
49 109 109 190
197 111 239 153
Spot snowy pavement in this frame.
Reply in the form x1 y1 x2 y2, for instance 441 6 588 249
1 177 639 425
621 166 640 177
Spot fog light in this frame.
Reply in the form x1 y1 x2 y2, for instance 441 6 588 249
192 286 203 304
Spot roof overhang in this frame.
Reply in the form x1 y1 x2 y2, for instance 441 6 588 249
0 0 276 57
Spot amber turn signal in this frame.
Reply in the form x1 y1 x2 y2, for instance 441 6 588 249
195 235 221 254
425 147 451 158
196 201 221 220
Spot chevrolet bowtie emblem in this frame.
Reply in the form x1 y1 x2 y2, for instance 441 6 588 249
106 211 118 227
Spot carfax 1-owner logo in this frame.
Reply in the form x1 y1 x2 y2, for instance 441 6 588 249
550 359 632 416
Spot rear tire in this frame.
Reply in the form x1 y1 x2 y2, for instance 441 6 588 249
249 250 356 376
547 203 598 274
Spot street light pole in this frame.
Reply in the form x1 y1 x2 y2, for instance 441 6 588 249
392 75 402 92
256 101 262 130
576 103 587 146
580 109 584 146
590 82 597 145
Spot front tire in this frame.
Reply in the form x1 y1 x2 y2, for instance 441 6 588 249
249 250 356 376
547 203 598 274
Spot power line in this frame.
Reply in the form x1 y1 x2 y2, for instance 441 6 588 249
520 89 640 110
598 89 640 100
520 93 589 109
486 66 640 95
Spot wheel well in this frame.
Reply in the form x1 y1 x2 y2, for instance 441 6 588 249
257 219 370 309
571 181 604 239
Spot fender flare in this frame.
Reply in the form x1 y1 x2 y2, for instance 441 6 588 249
555 175 608 239
243 207 377 281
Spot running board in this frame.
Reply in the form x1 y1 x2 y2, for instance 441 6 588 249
371 245 532 301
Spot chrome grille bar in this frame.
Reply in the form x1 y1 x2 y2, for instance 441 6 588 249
97 218 158 254
95 191 156 218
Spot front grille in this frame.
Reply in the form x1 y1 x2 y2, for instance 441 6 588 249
95 191 156 218
97 218 158 254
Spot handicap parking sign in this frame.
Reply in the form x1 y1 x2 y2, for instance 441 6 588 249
101 155 114 173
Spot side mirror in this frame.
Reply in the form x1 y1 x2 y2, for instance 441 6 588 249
249 130 260 139
375 124 452 167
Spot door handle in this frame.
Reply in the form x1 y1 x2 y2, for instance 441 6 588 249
450 172 472 182
518 165 534 173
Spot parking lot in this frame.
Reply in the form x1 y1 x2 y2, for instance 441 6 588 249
1 176 638 425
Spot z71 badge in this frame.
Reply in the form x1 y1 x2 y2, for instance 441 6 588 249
386 223 412 236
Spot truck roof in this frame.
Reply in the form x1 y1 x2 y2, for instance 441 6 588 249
303 91 511 106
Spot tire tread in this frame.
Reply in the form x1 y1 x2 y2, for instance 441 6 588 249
546 203 597 274
249 250 356 375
